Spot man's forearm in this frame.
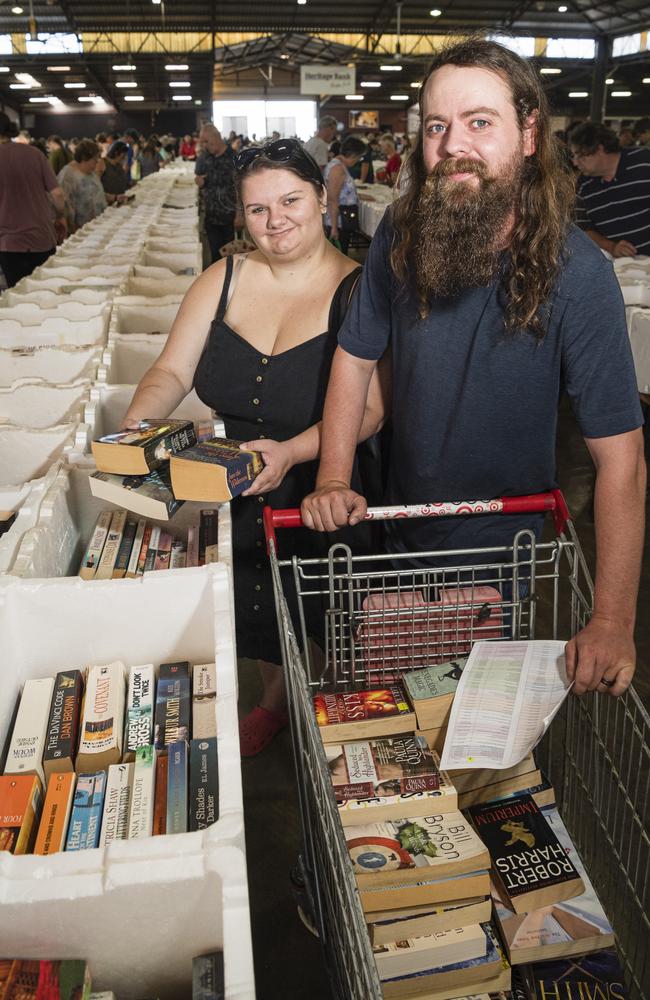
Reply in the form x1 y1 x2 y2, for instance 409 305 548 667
317 348 376 488
583 229 614 253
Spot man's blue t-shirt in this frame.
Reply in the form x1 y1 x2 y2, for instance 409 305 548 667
338 216 643 559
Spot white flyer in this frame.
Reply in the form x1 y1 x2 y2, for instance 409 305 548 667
439 640 572 770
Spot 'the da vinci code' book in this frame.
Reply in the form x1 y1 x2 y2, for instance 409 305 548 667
43 669 84 780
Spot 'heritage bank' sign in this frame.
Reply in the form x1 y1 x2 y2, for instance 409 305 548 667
300 64 356 95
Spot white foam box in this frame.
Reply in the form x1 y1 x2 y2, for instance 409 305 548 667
109 296 183 336
0 462 62 574
123 273 194 297
99 334 168 384
0 287 114 308
142 249 202 274
33 264 131 282
10 275 124 296
619 281 650 307
627 308 650 392
145 239 200 254
0 376 91 428
0 347 101 387
150 224 199 239
0 423 87 488
0 314 109 350
0 564 253 1000
82 382 212 440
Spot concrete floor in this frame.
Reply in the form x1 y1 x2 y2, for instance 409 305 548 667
239 390 650 1000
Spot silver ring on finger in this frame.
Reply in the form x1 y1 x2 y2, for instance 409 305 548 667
599 677 615 688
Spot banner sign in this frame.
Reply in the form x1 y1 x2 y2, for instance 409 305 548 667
300 64 356 95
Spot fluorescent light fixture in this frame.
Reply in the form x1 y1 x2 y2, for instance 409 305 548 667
64 82 85 88
644 78 650 83
568 91 588 97
124 95 144 101
47 65 71 71
540 67 561 74
113 64 136 71
0 67 10 73
11 7 24 14
169 81 190 87
390 94 409 100
16 72 40 87
78 96 94 101
9 84 30 90
605 78 614 84
410 81 422 88
345 94 364 101
194 99 202 105
381 64 403 71
297 0 307 4
115 81 137 88
165 63 188 70
430 7 442 14
558 4 568 10
172 94 192 101
152 0 161 5
29 96 50 102
48 96 63 106
611 90 631 96
360 81 381 88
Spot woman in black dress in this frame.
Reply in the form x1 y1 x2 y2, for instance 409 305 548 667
122 140 388 754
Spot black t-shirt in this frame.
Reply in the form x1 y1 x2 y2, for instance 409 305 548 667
339 215 643 558
576 147 650 253
101 159 128 196
195 146 237 224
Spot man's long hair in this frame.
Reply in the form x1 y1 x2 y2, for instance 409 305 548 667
391 37 576 339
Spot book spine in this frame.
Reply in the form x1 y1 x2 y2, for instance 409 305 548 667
136 522 153 575
43 670 84 777
199 510 218 566
148 423 198 466
5 677 55 785
34 771 76 855
79 510 113 579
169 544 187 569
153 531 173 571
99 763 133 846
143 525 161 572
192 952 225 1000
193 663 217 739
152 753 168 835
186 525 199 567
77 662 126 771
154 662 191 749
123 664 155 761
65 771 107 851
125 518 147 578
94 510 128 580
397 773 441 794
112 518 138 578
204 544 219 564
127 744 157 838
166 740 188 834
189 738 219 832
0 775 42 855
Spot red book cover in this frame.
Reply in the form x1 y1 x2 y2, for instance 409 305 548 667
325 733 440 800
314 685 411 727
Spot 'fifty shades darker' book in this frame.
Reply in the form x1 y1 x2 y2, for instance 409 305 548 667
189 737 219 832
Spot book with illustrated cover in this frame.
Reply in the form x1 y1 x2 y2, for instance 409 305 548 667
326 733 440 801
166 739 188 834
0 774 42 854
524 950 628 1000
43 670 84 779
368 896 493 946
373 922 487 982
98 763 133 846
135 522 153 575
78 510 113 580
123 664 155 762
170 539 187 569
65 770 106 851
89 467 184 522
76 662 126 773
170 437 264 502
91 418 197 475
5 676 55 784
111 517 138 578
468 793 584 914
199 509 218 565
154 661 191 750
193 663 217 739
93 509 127 580
127 744 157 839
153 531 173 571
403 659 466 731
34 771 76 855
144 524 161 571
189 737 219 831
314 684 416 744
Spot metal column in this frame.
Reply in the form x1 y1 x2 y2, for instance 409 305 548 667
590 35 611 123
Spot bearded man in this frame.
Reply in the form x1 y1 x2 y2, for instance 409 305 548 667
301 38 646 699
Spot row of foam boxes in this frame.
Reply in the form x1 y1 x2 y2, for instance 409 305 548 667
611 257 650 391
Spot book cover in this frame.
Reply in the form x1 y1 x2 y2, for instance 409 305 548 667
111 517 138 578
98 762 133 846
43 670 84 779
65 770 107 851
337 752 458 828
78 509 113 580
347 810 490 888
468 793 584 914
34 771 76 855
170 437 264 502
193 663 217 740
189 737 219 831
192 952 225 1000
123 663 155 762
373 922 487 981
492 803 615 965
0 774 42 854
186 524 199 567
326 733 440 801
169 539 187 569
459 770 543 811
314 684 416 744
525 950 628 1000
125 518 147 578
89 467 184 523
368 897 493 947
166 739 188 834
198 509 218 565
135 522 153 575
77 662 126 772
143 524 161 571
154 661 191 750
153 531 173 571
127 744 157 838
93 509 127 580
403 659 466 730
5 676 55 784
153 753 168 836
91 418 197 475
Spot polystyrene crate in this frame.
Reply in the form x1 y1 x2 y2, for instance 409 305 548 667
99 333 167 383
619 281 650 307
1 287 114 308
34 264 131 282
142 249 202 274
0 347 101 387
145 239 200 254
627 307 650 393
0 461 62 574
0 563 253 1000
10 275 124 296
109 296 182 336
123 274 194 297
0 422 86 488
0 376 91 428
0 313 109 350
82 382 212 440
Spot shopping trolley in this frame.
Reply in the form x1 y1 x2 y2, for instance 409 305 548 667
264 491 650 1000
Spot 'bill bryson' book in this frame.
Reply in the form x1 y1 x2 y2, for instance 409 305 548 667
313 683 416 743
170 437 264 502
91 418 197 475
326 732 440 801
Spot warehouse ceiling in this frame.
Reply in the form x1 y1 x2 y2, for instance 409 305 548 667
0 0 649 115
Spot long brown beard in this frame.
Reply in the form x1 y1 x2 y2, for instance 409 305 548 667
412 151 523 314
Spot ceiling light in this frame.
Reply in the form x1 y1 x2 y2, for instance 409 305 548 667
169 81 190 87
64 82 85 89
611 90 631 97
568 91 588 97
165 64 188 71
390 94 409 100
152 0 161 5
345 94 364 101
172 94 192 101
644 78 650 83
11 7 23 14
360 81 381 88
16 72 40 87
558 4 568 10
9 84 30 90
381 64 403 71
605 78 614 84
78 96 94 102
48 96 63 106
194 99 202 105
540 67 561 74
47 65 70 71
297 0 307 5
116 81 137 88
410 81 422 88
124 95 145 101
29 96 50 103
0 67 9 73
430 7 442 14
113 64 136 71
279 53 290 60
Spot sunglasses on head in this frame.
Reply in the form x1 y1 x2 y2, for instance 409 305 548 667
234 138 323 184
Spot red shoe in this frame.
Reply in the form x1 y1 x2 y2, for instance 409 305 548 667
239 705 289 757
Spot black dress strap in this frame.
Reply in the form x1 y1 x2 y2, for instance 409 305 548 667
327 265 363 336
214 253 235 322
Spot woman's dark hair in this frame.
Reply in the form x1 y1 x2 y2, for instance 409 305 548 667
95 132 108 144
142 141 158 158
47 134 65 147
340 135 367 159
107 140 128 159
74 138 100 163
236 139 324 197
391 35 576 339
569 122 620 155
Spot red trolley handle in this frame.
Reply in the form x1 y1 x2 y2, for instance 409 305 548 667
263 489 571 553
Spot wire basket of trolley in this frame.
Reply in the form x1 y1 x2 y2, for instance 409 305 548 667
263 490 650 1000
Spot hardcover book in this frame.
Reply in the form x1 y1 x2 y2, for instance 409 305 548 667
524 950 628 1000
91 418 197 475
468 793 584 914
43 670 84 779
89 467 184 522
170 437 264 502
0 774 42 854
368 897 493 947
403 659 467 730
93 509 127 580
154 661 191 750
326 733 440 801
314 684 416 744
78 509 113 580
193 663 217 740
373 922 487 982
123 663 155 761
127 744 157 838
34 771 76 855
192 952 225 1000
65 770 107 851
111 517 138 578
77 662 126 773
189 737 219 832
166 739 188 834
5 676 55 784
98 763 133 846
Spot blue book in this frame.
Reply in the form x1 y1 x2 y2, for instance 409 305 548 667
65 770 107 851
166 739 188 834
526 950 628 1000
154 661 191 750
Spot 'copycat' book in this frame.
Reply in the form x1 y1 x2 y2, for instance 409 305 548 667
170 437 264 502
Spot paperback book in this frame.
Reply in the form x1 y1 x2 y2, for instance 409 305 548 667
91 418 197 475
189 737 219 831
5 676 55 784
34 771 76 855
88 467 184 521
326 733 440 801
170 437 264 502
123 663 155 762
98 763 133 846
65 770 107 851
314 684 416 744
77 662 126 772
373 923 486 982
0 774 42 854
368 896 493 947
78 510 113 579
43 670 84 779
523 950 628 1000
403 659 466 731
94 509 127 580
154 661 191 750
127 744 157 839
166 739 188 834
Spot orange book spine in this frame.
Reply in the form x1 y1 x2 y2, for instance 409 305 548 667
0 775 42 855
152 753 168 835
34 772 76 855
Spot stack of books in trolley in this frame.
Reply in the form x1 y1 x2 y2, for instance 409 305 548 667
0 657 218 856
313 656 625 1000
